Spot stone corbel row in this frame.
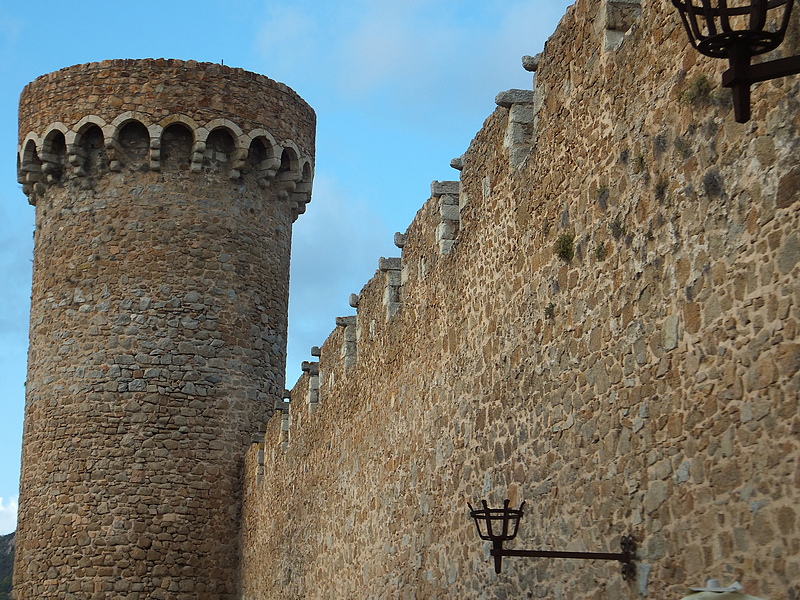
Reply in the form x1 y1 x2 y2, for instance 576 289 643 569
18 112 314 215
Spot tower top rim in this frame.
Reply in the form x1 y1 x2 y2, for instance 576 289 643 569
21 58 311 111
18 58 316 156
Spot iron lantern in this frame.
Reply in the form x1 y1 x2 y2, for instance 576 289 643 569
671 0 800 122
468 499 637 578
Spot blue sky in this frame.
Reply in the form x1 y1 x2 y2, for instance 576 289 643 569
0 0 573 535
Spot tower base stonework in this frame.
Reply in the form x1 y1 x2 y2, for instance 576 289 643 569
15 59 315 600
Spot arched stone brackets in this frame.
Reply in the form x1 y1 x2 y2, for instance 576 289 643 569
42 123 70 153
248 129 282 187
18 138 44 200
68 116 107 175
18 113 315 207
207 120 247 178
276 141 303 199
72 115 108 140
158 114 201 133
19 133 41 161
247 129 280 159
204 118 244 142
291 159 315 220
109 111 152 140
159 115 199 172
105 113 152 172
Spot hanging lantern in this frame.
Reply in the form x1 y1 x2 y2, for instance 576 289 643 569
670 0 800 122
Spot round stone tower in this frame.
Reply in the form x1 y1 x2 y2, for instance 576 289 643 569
14 59 315 600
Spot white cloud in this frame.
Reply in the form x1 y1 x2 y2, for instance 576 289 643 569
252 0 572 131
253 4 322 84
0 497 18 535
286 173 395 386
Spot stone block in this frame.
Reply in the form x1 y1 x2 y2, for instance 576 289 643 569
495 89 534 107
335 316 356 327
509 104 535 124
522 53 541 72
439 203 460 221
378 256 402 271
661 314 680 351
430 180 460 196
436 220 458 242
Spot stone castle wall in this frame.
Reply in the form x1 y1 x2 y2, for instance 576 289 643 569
242 1 800 598
15 60 315 600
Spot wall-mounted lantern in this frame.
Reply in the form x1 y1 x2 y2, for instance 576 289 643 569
671 0 800 122
468 499 637 579
680 579 766 599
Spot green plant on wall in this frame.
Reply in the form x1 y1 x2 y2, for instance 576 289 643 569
633 153 647 174
674 136 692 159
554 233 575 261
544 302 555 319
594 243 608 261
597 185 609 210
655 178 668 202
679 74 712 105
610 218 627 240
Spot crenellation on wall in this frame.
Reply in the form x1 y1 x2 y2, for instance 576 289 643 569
242 0 799 598
334 316 358 369
378 256 403 317
431 180 462 254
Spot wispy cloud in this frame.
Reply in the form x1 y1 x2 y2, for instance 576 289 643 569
286 173 394 385
0 497 17 535
0 9 24 70
253 0 571 130
253 4 322 85
0 193 33 336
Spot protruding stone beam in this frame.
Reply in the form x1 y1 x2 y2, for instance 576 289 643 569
301 361 319 376
495 89 536 169
522 53 542 72
431 181 461 255
310 346 321 357
335 316 357 368
349 293 360 308
450 156 464 171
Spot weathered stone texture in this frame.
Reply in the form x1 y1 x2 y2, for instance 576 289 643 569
243 1 799 599
15 60 315 599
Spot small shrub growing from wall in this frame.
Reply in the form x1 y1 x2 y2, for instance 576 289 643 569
610 218 627 240
680 74 712 105
554 233 575 261
594 243 608 261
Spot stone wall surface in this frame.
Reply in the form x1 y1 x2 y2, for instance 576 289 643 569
15 61 315 599
242 1 800 599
